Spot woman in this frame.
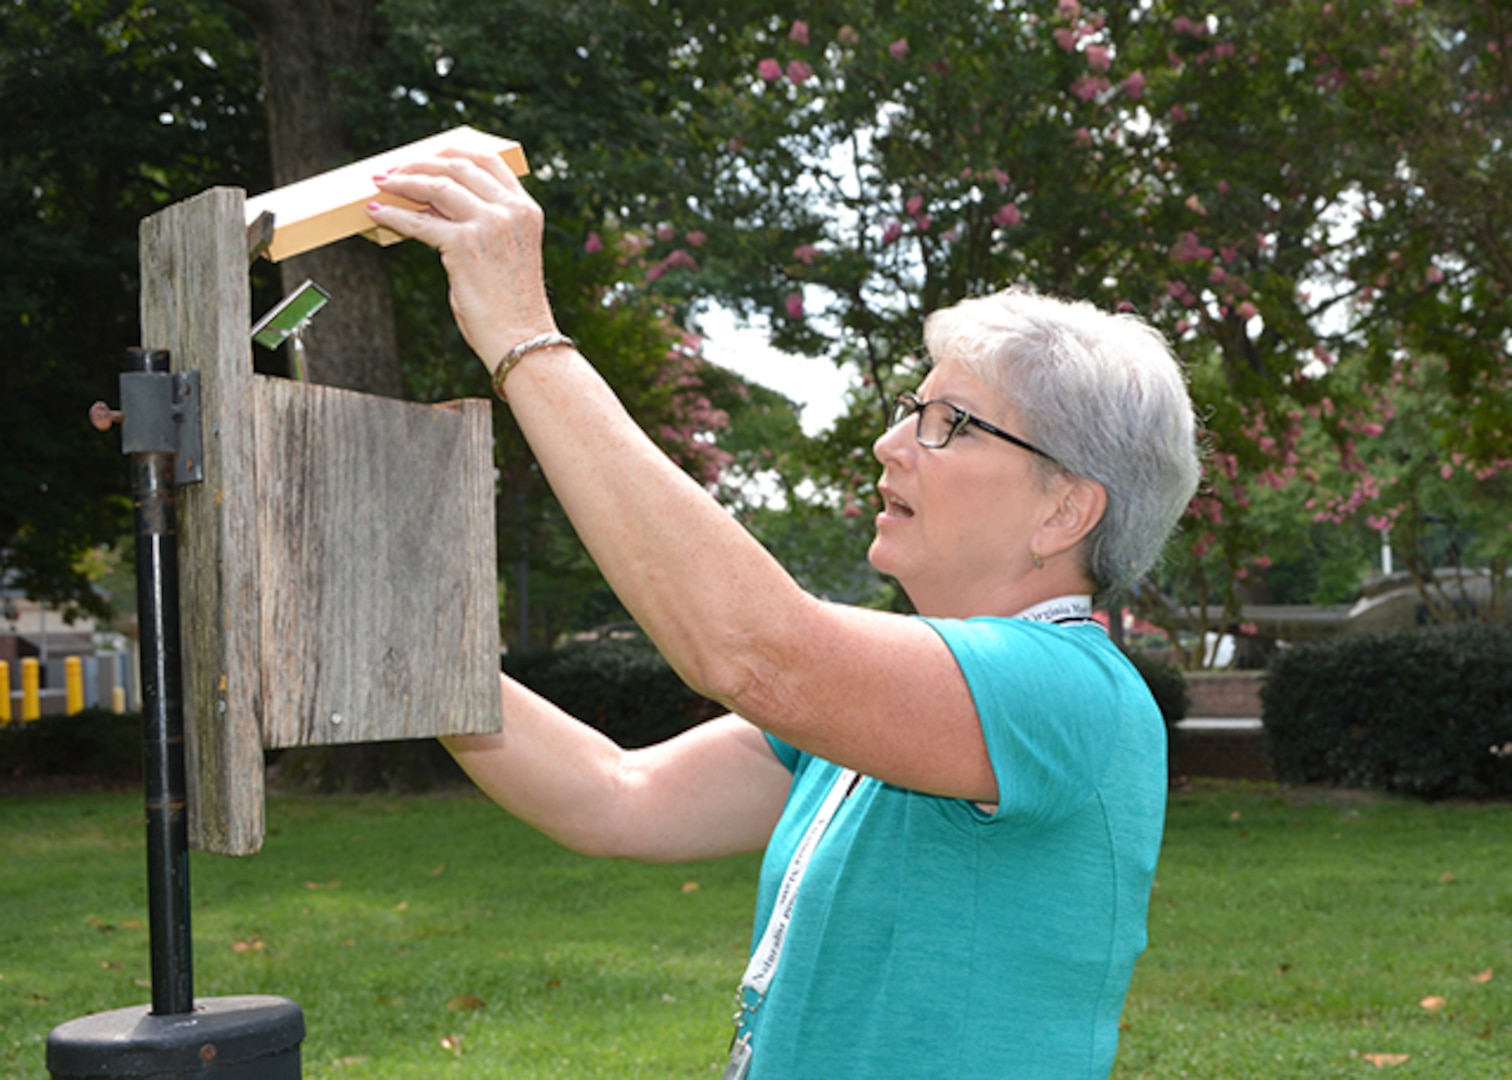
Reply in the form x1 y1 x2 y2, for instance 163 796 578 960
368 150 1201 1079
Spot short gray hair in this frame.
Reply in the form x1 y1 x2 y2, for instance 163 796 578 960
924 287 1201 598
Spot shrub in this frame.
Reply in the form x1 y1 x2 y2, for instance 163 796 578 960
502 633 721 748
1263 623 1512 799
0 709 141 781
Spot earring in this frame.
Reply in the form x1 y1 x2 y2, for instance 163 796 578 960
1031 550 1043 570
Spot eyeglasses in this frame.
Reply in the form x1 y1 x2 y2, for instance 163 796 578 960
888 391 1058 463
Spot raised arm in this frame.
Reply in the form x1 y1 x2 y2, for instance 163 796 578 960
369 153 1001 803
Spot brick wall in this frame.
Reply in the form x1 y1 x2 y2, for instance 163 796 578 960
1186 671 1265 717
1170 728 1274 781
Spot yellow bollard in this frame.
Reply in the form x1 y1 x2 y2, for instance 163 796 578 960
112 685 127 714
0 660 10 725
20 657 40 722
65 655 84 715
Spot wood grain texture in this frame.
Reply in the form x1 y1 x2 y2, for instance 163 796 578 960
140 188 267 856
253 379 499 749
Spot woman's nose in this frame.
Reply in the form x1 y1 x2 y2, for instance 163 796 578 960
873 417 912 466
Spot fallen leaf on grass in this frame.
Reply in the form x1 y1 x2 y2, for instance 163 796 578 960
439 1035 462 1055
231 934 266 953
1418 995 1446 1012
305 880 341 890
99 960 122 970
1438 871 1456 884
429 864 447 876
447 994 486 1011
681 881 700 893
1360 1052 1410 1068
1469 968 1493 984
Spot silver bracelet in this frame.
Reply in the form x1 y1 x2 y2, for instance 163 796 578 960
491 332 575 401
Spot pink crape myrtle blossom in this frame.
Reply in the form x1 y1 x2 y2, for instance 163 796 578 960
685 230 706 248
785 291 805 319
1122 71 1146 99
790 19 809 44
787 59 814 85
1054 27 1077 52
992 203 1022 227
882 220 904 244
584 231 604 254
1071 74 1110 101
837 25 859 45
1058 0 1081 19
792 244 819 266
889 38 909 61
1171 231 1213 264
758 57 781 81
1085 44 1111 72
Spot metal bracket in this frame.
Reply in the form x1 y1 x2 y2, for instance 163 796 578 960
119 370 204 485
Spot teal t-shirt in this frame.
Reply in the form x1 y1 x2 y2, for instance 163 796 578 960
740 617 1166 1080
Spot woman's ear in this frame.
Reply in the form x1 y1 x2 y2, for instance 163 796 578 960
1037 476 1107 558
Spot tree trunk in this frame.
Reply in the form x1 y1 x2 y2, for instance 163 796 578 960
233 0 403 397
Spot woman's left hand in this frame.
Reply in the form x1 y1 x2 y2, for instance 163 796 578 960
368 151 558 373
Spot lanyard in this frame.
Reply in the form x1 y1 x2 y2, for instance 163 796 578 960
738 765 858 1002
1014 594 1096 626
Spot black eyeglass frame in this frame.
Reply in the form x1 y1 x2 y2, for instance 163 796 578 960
889 391 1059 464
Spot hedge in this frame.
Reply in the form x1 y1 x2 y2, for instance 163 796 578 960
0 709 141 782
502 634 722 748
1262 623 1512 800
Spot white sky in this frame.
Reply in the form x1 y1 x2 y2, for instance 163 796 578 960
696 306 852 436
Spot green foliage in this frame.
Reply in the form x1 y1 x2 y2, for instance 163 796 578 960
502 634 722 748
0 0 268 617
1263 624 1512 799
0 710 140 780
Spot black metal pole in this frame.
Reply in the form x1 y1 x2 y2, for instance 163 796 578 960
50 349 305 1078
126 346 194 1017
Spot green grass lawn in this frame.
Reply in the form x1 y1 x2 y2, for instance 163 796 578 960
2 782 1508 1078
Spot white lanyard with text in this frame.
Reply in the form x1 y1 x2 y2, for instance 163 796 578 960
723 764 859 1080
1014 594 1096 626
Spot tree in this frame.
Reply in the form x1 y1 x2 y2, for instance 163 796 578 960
581 0 1510 656
0 0 267 618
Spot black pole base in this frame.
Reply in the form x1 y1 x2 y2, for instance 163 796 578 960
46 996 303 1079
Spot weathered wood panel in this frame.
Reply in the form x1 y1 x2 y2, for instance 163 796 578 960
253 380 498 748
140 188 266 856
